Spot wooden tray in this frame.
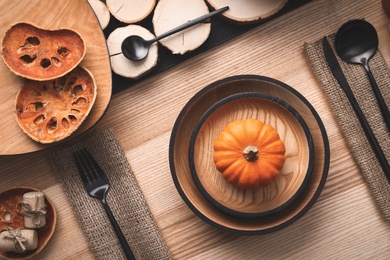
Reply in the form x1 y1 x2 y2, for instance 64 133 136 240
0 0 112 155
104 0 313 93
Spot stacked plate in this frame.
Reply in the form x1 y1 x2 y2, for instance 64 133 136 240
169 75 330 235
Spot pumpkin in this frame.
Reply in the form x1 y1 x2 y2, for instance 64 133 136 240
1 22 85 81
213 118 286 189
15 66 97 144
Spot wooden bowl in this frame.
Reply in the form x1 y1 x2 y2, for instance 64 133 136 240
189 92 314 218
169 75 329 235
0 187 57 259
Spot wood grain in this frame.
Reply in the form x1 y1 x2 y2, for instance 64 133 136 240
1 0 390 259
0 0 111 155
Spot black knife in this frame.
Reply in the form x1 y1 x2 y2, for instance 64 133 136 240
322 36 390 182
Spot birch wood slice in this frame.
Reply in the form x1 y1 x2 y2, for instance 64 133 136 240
107 25 158 79
0 0 112 155
106 0 156 24
153 0 211 55
189 93 314 218
207 0 289 24
88 0 111 29
170 75 329 234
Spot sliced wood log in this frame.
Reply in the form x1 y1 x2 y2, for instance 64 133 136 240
107 25 158 79
87 0 111 29
206 0 288 24
152 0 211 55
106 0 156 24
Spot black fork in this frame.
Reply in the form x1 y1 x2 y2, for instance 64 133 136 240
73 148 136 260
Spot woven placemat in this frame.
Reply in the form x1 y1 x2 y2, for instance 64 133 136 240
48 128 172 260
304 34 390 221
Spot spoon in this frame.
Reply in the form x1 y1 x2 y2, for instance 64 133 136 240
335 19 390 132
120 6 229 61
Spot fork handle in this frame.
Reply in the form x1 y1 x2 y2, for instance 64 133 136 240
101 200 136 260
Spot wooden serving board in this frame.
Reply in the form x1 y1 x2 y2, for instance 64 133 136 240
0 0 112 155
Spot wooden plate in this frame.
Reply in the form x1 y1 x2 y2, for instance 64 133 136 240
169 75 330 235
189 92 314 218
0 187 56 259
0 0 112 155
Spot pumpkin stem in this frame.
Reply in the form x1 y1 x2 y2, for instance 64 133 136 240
243 146 259 162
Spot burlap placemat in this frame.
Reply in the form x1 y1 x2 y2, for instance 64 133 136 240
48 128 172 259
304 34 390 221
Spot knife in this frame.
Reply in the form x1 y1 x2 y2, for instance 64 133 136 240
322 36 390 182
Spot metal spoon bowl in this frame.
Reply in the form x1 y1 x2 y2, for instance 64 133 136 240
335 19 390 132
121 6 229 61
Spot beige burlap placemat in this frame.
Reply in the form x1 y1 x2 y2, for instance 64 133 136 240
304 34 390 221
48 128 172 259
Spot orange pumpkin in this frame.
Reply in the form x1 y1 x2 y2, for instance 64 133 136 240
213 118 286 189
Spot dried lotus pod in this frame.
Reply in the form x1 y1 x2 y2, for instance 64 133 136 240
15 66 97 144
1 22 86 81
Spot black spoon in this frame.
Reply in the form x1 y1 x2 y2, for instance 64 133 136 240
119 6 229 61
335 19 390 132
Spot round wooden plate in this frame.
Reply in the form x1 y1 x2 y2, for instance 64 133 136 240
0 0 112 155
169 75 330 235
189 92 314 218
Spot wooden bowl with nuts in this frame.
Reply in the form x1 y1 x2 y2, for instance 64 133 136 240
0 187 56 259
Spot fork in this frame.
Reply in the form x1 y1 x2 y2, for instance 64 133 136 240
73 148 136 260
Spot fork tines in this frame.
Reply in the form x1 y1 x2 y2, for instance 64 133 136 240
73 148 109 187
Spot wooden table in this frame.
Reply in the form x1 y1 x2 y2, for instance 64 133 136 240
2 0 390 258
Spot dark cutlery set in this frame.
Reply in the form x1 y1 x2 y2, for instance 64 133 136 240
322 19 390 181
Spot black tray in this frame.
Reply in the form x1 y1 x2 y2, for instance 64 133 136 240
102 0 312 93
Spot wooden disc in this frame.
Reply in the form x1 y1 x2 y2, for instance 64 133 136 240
207 0 289 24
106 0 156 24
107 25 158 79
153 0 211 55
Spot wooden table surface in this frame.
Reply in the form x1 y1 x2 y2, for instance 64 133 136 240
2 0 390 258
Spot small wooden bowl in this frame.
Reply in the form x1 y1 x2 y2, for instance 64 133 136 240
169 75 330 235
0 187 57 259
189 92 314 218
